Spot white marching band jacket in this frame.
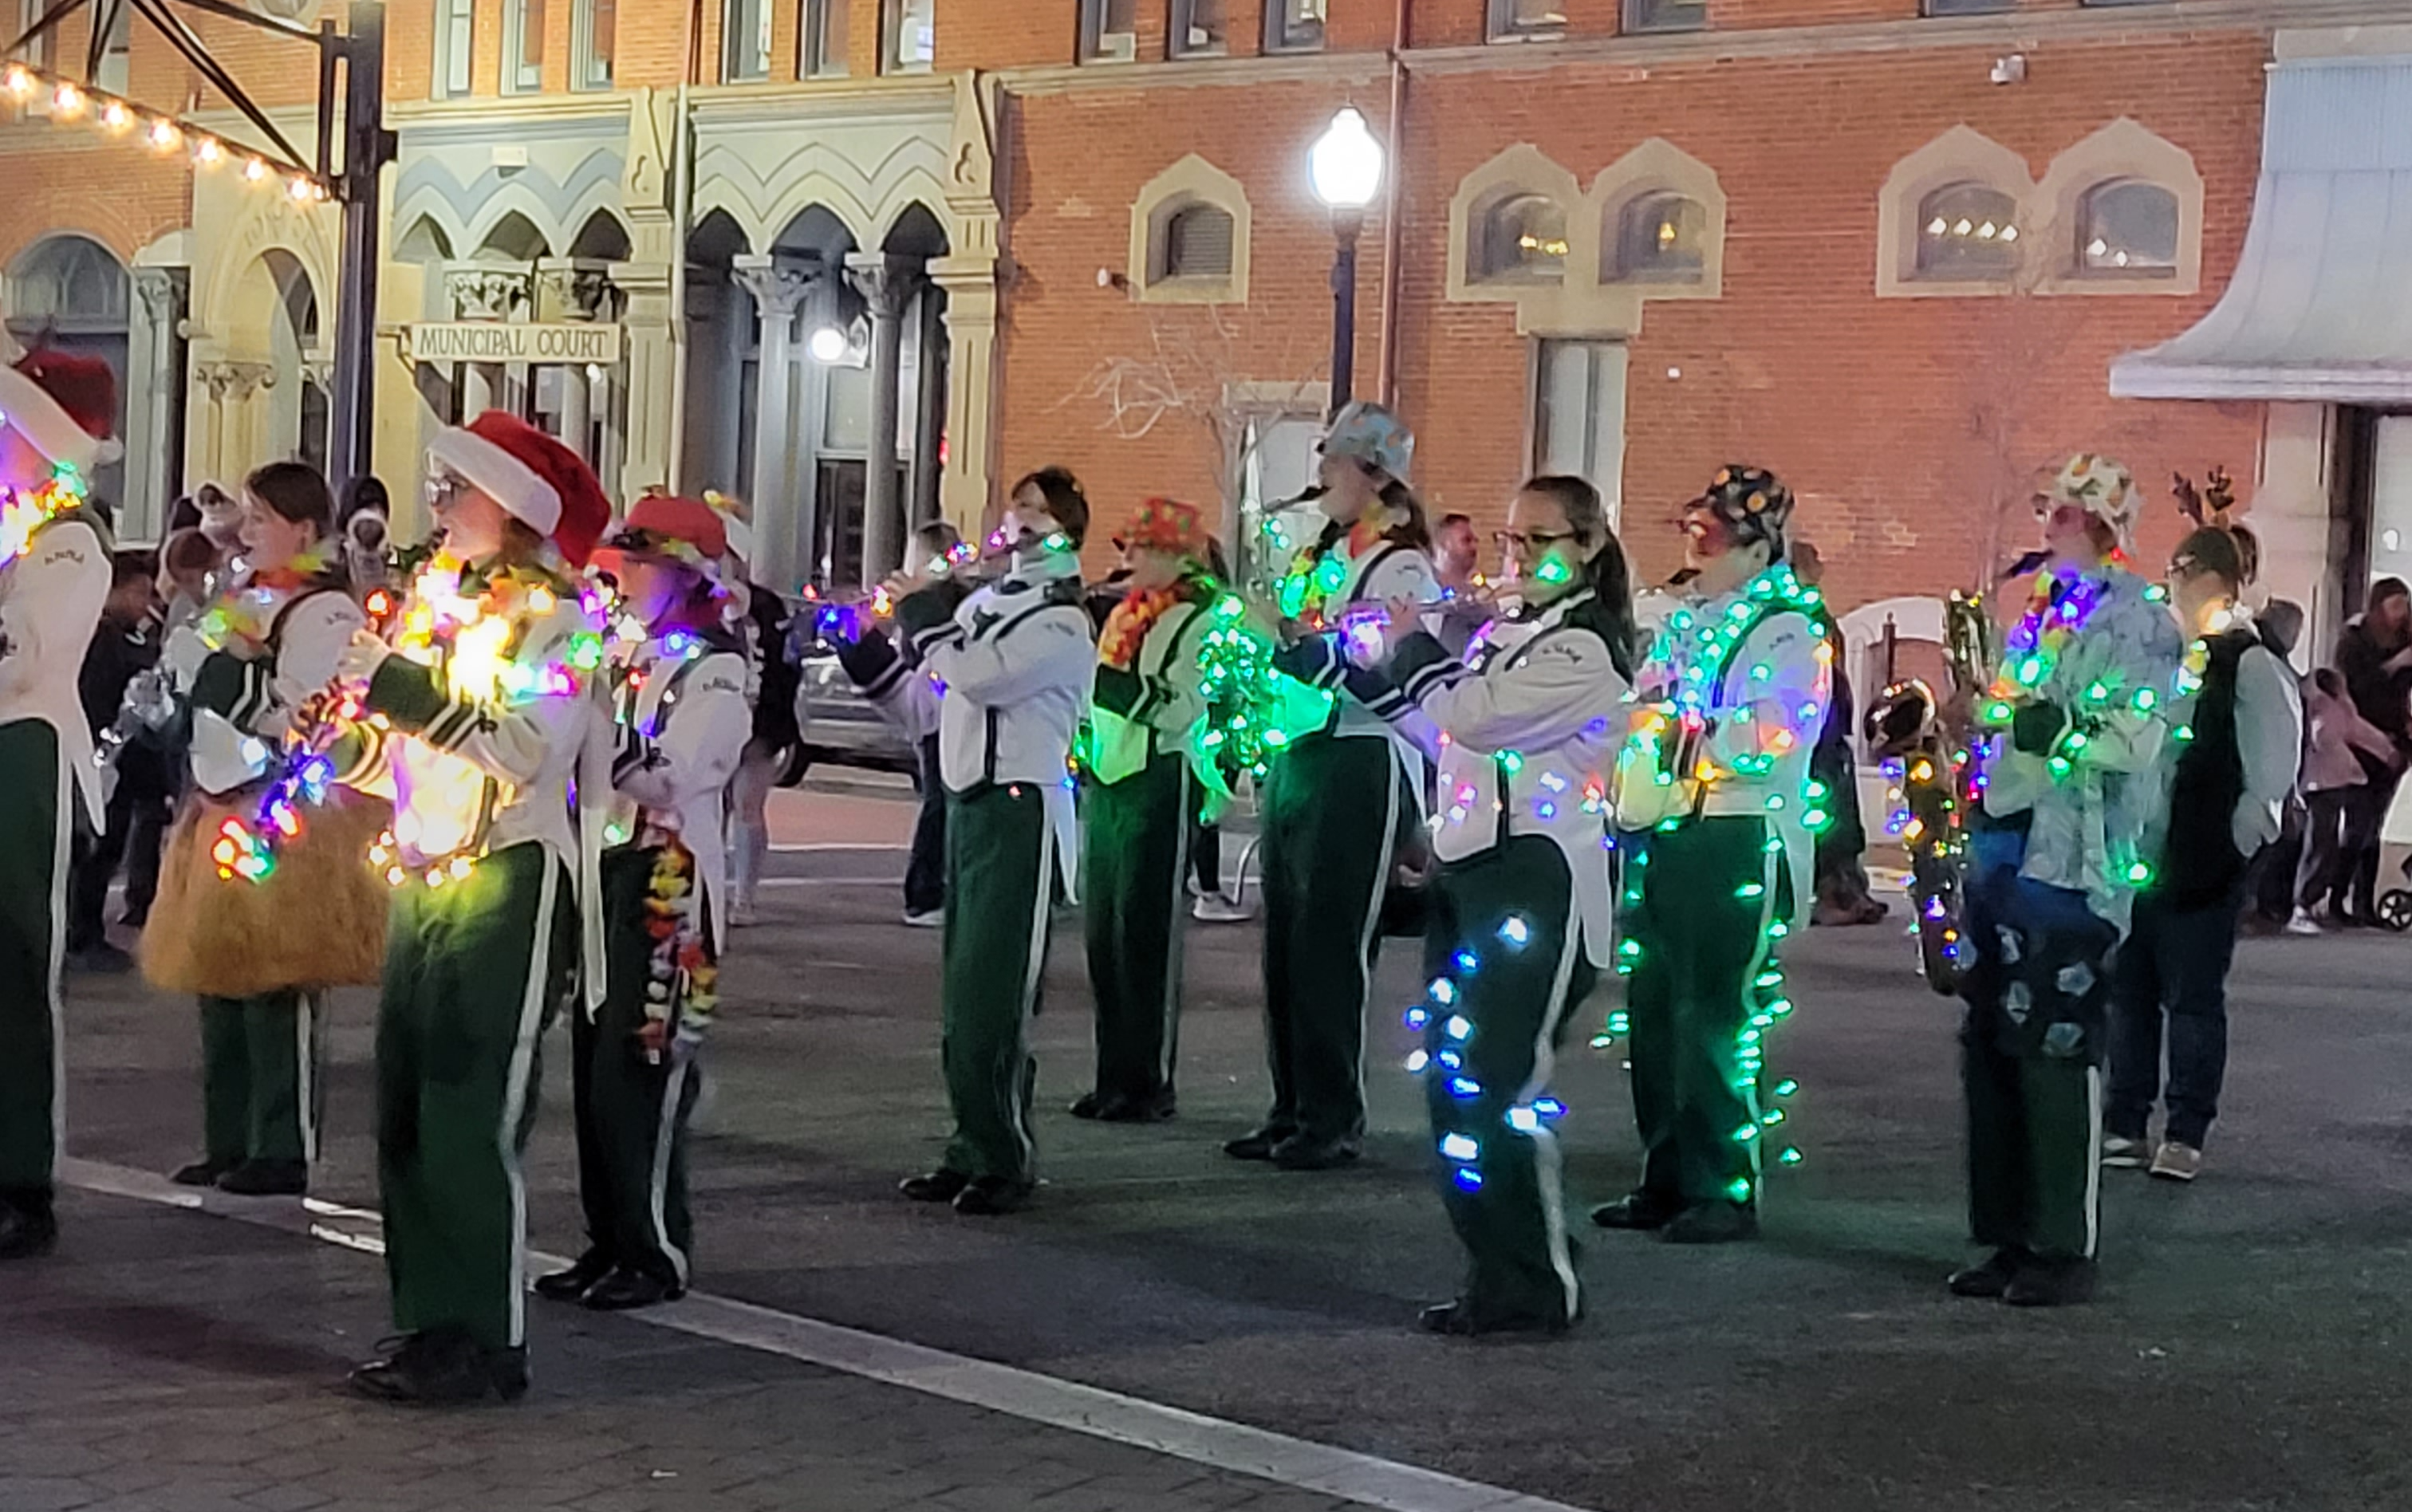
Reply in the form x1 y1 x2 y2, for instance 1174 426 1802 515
1356 588 1630 968
0 510 110 825
1088 597 1213 787
605 632 752 955
1271 534 1441 784
168 573 366 797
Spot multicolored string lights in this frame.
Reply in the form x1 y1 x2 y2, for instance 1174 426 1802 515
1 63 332 203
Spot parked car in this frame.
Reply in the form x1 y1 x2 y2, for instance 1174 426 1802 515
781 592 921 781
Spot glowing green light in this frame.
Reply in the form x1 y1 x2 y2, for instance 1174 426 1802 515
2126 860 2153 884
1778 1147 1803 1166
1534 557 1572 585
1499 750 1524 774
1773 1078 1798 1097
2084 681 2109 703
1735 881 1765 898
2144 584 2169 602
1726 1178 1754 1202
2014 656 2044 687
2132 687 2157 711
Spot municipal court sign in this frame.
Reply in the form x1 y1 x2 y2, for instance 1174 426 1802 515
409 322 625 364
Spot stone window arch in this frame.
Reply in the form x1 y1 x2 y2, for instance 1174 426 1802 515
1592 138 1726 298
1876 126 2033 298
1446 146 1586 309
1473 191 1569 284
1129 155 1251 305
2032 119 2203 296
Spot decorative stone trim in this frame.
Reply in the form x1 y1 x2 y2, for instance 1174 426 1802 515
1128 154 1251 305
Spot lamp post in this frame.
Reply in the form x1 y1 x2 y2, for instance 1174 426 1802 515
1308 107 1384 420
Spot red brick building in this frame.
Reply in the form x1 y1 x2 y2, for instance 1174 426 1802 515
5 0 2406 640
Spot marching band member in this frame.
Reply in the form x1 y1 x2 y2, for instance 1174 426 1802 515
1596 467 1831 1246
538 496 749 1311
1351 474 1637 1334
333 412 611 1404
0 343 118 1262
890 467 1094 1216
1951 455 2180 1306
160 463 365 1197
1075 498 1220 1124
1228 401 1438 1172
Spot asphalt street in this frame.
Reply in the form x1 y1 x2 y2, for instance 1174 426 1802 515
16 786 2412 1512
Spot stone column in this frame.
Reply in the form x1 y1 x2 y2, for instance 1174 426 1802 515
128 267 187 540
609 259 675 500
445 269 529 426
540 263 614 466
197 361 274 486
928 253 1001 541
731 254 816 589
909 283 947 530
848 253 916 585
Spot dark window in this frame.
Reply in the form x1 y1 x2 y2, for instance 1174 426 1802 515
1081 0 1137 62
1614 193 1706 284
1624 0 1705 33
1476 194 1568 283
1172 0 1227 57
1490 0 1566 41
1157 205 1236 282
1923 0 2011 14
1264 0 1323 53
802 0 848 77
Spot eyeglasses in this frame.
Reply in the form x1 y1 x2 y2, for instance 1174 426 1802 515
424 467 474 511
1494 529 1579 557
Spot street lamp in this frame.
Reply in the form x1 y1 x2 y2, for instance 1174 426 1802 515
1309 106 1384 419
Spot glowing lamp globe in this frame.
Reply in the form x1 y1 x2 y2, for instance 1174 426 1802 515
1309 107 1384 212
807 325 849 364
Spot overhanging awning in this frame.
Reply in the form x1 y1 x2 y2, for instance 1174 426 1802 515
2110 55 2412 405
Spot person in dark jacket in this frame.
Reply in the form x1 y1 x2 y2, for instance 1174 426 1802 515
2104 528 2300 1183
2329 578 2412 924
66 551 168 971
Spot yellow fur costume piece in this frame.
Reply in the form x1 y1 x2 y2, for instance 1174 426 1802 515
140 787 394 997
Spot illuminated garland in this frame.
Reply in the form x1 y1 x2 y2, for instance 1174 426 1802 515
1402 919 1571 1193
365 551 605 889
1977 566 2171 789
0 62 331 203
1193 591 1328 780
0 465 87 569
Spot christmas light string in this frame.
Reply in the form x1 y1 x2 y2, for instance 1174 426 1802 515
1 62 332 203
0 459 89 569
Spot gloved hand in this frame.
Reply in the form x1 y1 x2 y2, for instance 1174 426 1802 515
336 628 391 687
2011 698 2067 756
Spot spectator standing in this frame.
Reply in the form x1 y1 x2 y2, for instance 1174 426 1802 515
2289 668 2396 931
65 550 166 971
2104 527 2300 1183
2329 578 2412 925
1430 512 1494 659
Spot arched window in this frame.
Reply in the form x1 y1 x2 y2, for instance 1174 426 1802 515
1476 193 1567 283
1614 193 1706 284
1155 203 1236 282
7 235 128 330
1915 183 2020 279
2078 179 2178 278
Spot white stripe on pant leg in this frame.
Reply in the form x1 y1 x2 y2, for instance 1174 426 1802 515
1157 766 1192 1091
648 1057 693 1287
1349 761 1404 1112
2084 1063 2103 1260
1007 815 1055 1175
498 859 562 1350
1515 888 1586 1323
45 754 70 1182
296 992 320 1167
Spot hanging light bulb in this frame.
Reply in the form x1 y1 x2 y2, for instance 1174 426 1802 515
242 156 269 183
50 81 85 116
99 100 130 131
2 65 33 98
147 118 181 152
193 136 223 166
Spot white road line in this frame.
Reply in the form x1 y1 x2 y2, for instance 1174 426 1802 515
758 877 907 889
62 1156 1594 1512
769 842 910 853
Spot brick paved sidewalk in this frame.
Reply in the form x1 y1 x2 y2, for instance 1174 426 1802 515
0 1191 1376 1512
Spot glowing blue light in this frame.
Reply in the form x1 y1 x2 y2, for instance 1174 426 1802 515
1455 950 1479 975
1429 978 1457 1006
1506 1106 1539 1133
1440 1132 1480 1161
1444 1015 1472 1041
1405 1049 1430 1073
1404 1006 1429 1030
1453 1167 1484 1191
1533 1097 1565 1118
1497 915 1530 947
1448 1077 1482 1099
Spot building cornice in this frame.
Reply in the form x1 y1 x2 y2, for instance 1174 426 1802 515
384 93 635 130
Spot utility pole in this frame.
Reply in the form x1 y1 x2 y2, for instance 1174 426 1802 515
325 0 392 491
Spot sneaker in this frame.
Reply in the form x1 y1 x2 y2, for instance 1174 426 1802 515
1192 893 1254 923
902 908 945 929
2101 1135 2152 1169
2149 1141 2203 1182
727 903 762 929
2284 910 2323 936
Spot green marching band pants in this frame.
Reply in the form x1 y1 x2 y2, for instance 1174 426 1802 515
1960 829 2112 1265
375 840 577 1351
1622 815 1795 1213
1257 734 1406 1147
0 719 68 1219
199 992 325 1167
1419 835 1596 1325
940 782 1057 1186
1082 753 1192 1108
570 846 709 1290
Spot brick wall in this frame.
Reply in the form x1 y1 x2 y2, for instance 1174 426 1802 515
993 22 2273 614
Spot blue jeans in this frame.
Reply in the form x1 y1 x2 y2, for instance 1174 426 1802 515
2106 885 2242 1149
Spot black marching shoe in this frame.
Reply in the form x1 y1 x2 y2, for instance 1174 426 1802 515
2003 1258 2097 1309
0 1199 57 1261
1946 1247 2029 1299
1270 1134 1361 1171
171 1156 240 1187
899 1168 971 1203
534 1250 613 1303
1589 1191 1680 1231
1068 1092 1109 1120
1417 1297 1572 1338
216 1159 308 1197
1096 1089 1177 1124
581 1266 682 1312
347 1328 525 1407
1659 1203 1760 1246
1221 1128 1291 1162
952 1176 1034 1216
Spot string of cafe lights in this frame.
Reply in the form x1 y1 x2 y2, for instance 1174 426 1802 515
1 60 330 203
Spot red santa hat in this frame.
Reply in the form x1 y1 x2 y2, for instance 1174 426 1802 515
0 345 121 475
428 411 612 568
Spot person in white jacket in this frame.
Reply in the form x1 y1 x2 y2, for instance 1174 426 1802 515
162 462 366 1198
1595 466 1831 1247
1349 474 1638 1335
0 343 119 1263
538 495 750 1312
330 411 613 1405
890 467 1096 1216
